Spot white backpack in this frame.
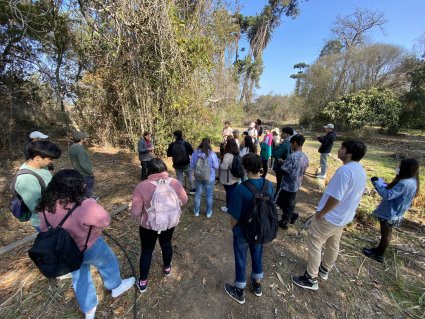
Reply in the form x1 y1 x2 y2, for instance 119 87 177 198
146 178 182 233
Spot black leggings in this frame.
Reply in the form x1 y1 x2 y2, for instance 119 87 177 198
139 226 175 280
376 220 393 255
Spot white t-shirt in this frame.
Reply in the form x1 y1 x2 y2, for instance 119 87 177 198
317 161 366 226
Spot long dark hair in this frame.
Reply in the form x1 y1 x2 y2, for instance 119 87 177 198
147 158 168 176
224 138 239 156
197 138 211 156
387 158 420 196
243 135 256 153
36 169 86 213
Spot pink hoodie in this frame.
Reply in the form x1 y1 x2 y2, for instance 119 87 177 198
38 199 110 251
131 172 188 229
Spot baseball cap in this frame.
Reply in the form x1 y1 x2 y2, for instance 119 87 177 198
73 131 89 141
323 124 334 129
29 131 48 139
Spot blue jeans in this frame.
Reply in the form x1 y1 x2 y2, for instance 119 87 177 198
319 153 329 175
175 167 194 190
194 180 215 216
71 237 122 313
84 175 95 198
232 227 264 289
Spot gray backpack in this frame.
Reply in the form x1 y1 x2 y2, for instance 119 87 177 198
194 154 211 181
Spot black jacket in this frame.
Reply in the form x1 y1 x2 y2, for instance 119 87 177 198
318 131 336 153
167 139 194 168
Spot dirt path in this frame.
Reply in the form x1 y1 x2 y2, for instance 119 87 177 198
0 136 424 318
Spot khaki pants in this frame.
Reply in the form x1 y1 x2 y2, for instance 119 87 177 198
307 216 344 277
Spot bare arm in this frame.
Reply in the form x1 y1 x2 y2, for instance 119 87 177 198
316 196 340 219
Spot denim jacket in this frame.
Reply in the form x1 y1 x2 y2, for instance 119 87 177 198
372 177 417 222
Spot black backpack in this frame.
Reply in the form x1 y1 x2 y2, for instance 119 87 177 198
238 180 278 244
171 141 188 166
28 204 92 278
258 125 263 137
229 155 245 178
9 169 46 222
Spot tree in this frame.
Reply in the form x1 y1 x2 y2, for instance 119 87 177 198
290 62 309 95
324 87 401 133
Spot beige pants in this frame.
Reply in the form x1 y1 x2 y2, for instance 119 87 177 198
307 216 344 277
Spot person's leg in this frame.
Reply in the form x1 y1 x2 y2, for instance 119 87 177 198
262 159 268 178
139 226 159 280
72 263 98 314
185 167 195 190
194 180 203 215
275 171 283 191
233 233 249 289
249 243 264 281
141 161 149 180
175 169 184 185
158 227 175 268
84 175 95 198
277 190 296 226
205 180 215 217
376 220 393 255
319 153 329 176
321 225 344 271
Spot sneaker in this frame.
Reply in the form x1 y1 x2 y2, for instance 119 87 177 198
163 266 171 277
278 220 288 230
315 174 326 179
206 213 212 219
194 212 199 217
250 277 262 297
85 306 96 319
57 273 72 280
362 247 384 263
318 263 329 280
290 212 299 224
90 196 99 201
136 279 148 293
292 271 318 290
189 189 196 195
111 277 135 298
224 283 245 304
221 206 228 213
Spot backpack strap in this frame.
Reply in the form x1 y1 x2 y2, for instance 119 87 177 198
243 179 270 200
82 226 93 253
12 169 46 193
41 203 78 230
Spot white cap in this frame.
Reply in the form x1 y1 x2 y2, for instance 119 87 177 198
323 124 334 129
29 131 48 139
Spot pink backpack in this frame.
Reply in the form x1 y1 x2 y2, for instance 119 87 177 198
146 178 182 233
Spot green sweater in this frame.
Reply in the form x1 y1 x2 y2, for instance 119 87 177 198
15 163 53 228
69 143 93 177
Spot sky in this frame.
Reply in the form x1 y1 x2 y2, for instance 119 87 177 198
239 0 425 96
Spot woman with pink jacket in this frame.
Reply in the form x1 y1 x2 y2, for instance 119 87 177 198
37 169 134 319
131 158 188 293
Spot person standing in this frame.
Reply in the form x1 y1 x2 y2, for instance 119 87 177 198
224 153 274 304
220 121 233 158
219 139 241 213
37 169 135 319
272 127 293 190
292 140 367 290
363 158 419 262
247 122 258 144
131 158 188 292
14 140 61 231
190 138 219 218
69 131 95 198
259 126 273 178
167 130 195 194
138 132 154 181
275 134 309 230
316 124 336 179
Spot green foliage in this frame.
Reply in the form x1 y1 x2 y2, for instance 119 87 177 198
324 87 401 132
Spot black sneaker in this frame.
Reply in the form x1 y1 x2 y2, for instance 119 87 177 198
318 263 329 280
290 212 299 224
189 189 196 195
292 271 318 290
250 277 262 297
224 283 245 304
362 247 384 263
278 220 288 230
136 279 148 293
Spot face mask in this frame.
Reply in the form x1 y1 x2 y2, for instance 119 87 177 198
395 168 400 175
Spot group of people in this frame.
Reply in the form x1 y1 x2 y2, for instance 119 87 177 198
11 123 420 315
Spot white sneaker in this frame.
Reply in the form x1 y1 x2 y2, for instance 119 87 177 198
85 306 96 319
57 273 72 280
221 206 228 213
316 174 326 179
111 277 135 298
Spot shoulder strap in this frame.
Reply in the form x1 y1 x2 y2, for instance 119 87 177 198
58 203 79 228
82 226 93 253
15 169 46 191
243 180 259 195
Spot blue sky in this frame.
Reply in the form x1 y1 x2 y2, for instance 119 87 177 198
239 0 425 96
